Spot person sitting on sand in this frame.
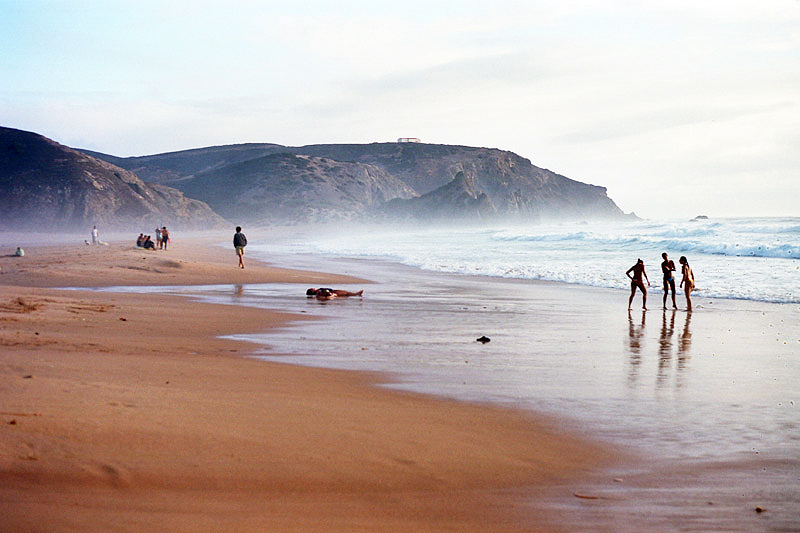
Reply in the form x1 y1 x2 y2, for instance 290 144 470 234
137 234 145 247
143 235 155 249
661 252 677 310
679 256 695 312
626 258 650 310
306 288 364 298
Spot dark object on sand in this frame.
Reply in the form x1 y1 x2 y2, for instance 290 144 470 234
476 336 490 343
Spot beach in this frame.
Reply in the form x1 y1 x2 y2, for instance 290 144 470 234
0 238 615 532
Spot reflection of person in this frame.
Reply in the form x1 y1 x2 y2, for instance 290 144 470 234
657 309 676 385
678 311 692 357
661 252 677 310
679 256 695 312
306 288 363 298
626 258 650 310
233 226 247 269
626 310 646 386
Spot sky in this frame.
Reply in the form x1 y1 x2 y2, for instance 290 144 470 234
2 0 798 219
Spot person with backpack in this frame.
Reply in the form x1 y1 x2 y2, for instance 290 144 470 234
233 226 247 269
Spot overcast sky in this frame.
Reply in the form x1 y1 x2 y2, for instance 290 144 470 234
2 0 798 218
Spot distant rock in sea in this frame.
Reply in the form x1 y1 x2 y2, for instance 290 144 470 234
693 215 709 220
0 127 226 231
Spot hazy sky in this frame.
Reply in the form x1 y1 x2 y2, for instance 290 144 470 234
2 0 798 218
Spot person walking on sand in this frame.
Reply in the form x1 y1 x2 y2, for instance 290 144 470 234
233 226 247 269
91 225 98 245
679 256 695 312
160 227 169 250
626 258 650 310
661 252 677 310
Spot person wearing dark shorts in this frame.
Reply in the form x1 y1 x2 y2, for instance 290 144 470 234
661 252 677 309
626 258 650 310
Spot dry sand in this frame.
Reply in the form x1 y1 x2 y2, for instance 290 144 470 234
0 238 614 531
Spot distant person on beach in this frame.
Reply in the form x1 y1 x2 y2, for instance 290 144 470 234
161 227 169 250
306 288 364 298
626 258 650 310
91 225 98 245
233 226 247 269
143 235 155 249
661 252 677 309
136 234 144 247
155 227 162 249
679 256 695 312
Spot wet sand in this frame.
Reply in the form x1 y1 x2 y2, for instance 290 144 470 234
0 237 614 532
221 250 800 532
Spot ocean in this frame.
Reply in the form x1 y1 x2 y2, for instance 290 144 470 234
263 216 800 304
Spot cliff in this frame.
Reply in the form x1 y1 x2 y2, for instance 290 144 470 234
85 141 628 223
0 127 226 231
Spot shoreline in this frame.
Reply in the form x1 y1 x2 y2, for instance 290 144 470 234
0 237 617 531
232 247 800 531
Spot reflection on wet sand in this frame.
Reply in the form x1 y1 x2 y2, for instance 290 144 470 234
627 310 646 385
677 311 692 378
657 309 676 386
627 310 692 389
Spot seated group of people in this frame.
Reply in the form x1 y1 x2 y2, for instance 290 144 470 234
306 288 364 301
136 233 156 249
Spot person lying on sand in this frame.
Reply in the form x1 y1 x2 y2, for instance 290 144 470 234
306 288 364 300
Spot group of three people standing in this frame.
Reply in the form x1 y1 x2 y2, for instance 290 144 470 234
627 253 694 312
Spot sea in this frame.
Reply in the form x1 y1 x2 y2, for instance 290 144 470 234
117 216 800 530
264 216 800 305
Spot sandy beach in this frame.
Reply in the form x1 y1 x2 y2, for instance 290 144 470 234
0 238 614 532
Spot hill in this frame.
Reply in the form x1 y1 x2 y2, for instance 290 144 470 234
86 141 629 223
179 152 416 223
0 127 226 232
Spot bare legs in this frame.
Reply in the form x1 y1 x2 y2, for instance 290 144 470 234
629 282 647 310
663 281 677 310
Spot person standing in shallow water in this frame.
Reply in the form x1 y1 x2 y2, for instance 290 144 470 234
679 256 695 312
626 258 650 310
661 252 677 309
233 226 247 269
